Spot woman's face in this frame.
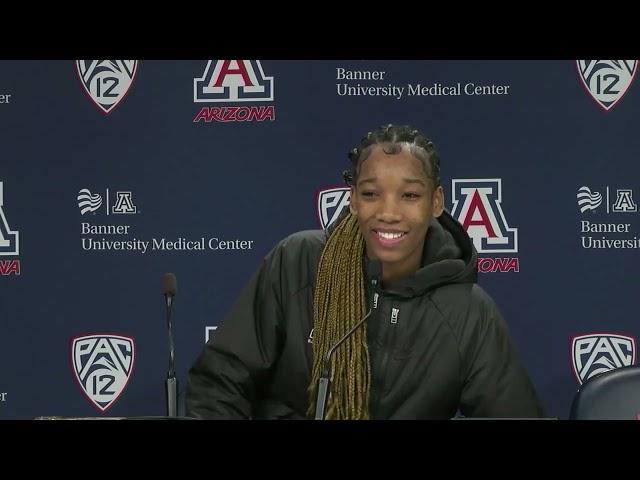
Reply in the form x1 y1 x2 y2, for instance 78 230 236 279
350 144 444 280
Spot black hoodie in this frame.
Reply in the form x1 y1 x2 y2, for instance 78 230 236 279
186 211 544 419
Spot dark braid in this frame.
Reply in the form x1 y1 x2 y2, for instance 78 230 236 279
343 124 441 188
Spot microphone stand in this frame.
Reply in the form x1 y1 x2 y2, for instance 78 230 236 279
165 294 178 417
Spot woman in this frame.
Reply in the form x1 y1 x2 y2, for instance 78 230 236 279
186 124 543 419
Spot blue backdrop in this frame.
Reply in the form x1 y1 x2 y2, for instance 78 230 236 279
1 59 638 419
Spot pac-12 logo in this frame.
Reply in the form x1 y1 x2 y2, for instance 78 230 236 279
571 333 636 385
317 187 350 230
71 334 135 412
75 60 138 114
576 60 637 112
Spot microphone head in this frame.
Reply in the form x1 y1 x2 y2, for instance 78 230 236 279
366 260 382 286
162 273 177 297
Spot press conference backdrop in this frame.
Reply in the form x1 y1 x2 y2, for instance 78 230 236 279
0 60 638 419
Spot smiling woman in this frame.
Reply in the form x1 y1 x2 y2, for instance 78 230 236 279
348 143 443 284
186 124 544 420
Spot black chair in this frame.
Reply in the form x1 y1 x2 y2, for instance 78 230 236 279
569 365 640 419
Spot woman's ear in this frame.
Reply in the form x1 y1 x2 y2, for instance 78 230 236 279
349 187 358 215
432 186 444 218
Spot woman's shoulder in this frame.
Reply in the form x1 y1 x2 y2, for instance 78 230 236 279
277 229 328 253
429 283 499 316
263 229 328 270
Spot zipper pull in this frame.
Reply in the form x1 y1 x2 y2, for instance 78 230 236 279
391 307 399 324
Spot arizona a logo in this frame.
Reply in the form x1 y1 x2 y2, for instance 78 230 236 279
194 60 274 102
0 182 19 256
451 179 518 253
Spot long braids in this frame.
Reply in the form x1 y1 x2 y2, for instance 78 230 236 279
307 212 370 419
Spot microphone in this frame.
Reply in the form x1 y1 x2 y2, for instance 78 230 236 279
314 260 382 420
162 273 178 417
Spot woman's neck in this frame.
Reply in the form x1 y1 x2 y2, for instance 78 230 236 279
380 256 421 287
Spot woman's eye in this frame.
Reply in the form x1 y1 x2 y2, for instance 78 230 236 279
403 192 421 199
